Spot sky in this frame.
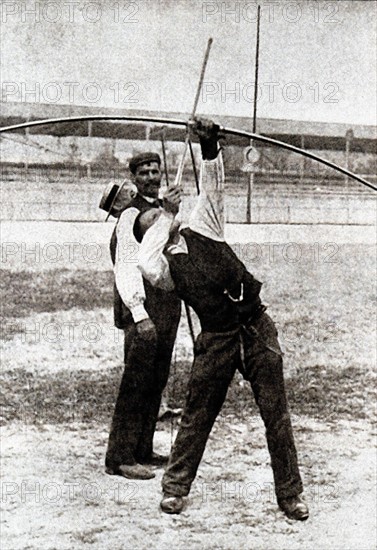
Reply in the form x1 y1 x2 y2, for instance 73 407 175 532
1 0 376 125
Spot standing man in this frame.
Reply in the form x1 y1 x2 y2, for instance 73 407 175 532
99 152 181 480
136 119 309 520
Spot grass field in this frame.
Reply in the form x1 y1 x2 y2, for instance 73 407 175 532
1 243 376 424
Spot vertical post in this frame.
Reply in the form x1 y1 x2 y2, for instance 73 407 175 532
87 121 92 178
247 5 261 223
345 129 353 187
300 134 305 186
252 5 261 135
25 119 30 172
246 142 253 223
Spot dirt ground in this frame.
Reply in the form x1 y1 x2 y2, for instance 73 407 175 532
1 222 376 549
1 416 376 550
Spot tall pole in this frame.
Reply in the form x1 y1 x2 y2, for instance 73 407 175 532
253 5 261 134
247 5 261 223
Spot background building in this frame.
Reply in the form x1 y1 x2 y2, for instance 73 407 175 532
1 102 376 223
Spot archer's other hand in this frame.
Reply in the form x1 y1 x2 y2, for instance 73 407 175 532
188 117 219 141
188 118 225 160
162 186 182 215
136 318 157 341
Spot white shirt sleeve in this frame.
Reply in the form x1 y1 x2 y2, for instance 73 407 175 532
187 152 225 242
138 211 176 291
114 208 149 323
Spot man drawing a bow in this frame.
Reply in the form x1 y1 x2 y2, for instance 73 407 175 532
136 117 309 521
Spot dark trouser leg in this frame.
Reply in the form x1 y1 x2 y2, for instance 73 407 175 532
242 313 303 500
135 304 181 461
134 345 174 461
106 324 157 468
162 329 240 497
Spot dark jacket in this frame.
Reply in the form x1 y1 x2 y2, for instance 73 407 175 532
166 228 262 332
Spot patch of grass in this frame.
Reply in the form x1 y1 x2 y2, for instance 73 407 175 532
0 362 375 425
1 243 375 424
0 269 113 319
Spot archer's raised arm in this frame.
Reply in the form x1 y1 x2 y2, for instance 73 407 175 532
187 118 225 241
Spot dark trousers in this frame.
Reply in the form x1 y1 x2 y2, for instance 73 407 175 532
106 308 180 468
162 313 303 500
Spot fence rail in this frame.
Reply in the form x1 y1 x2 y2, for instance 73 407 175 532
1 163 375 194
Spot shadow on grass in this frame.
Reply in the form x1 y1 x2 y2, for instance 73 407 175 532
1 362 374 425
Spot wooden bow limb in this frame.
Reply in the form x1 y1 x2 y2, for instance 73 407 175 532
1 115 375 191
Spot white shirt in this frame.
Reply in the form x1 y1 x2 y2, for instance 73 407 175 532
138 154 225 290
114 193 174 323
114 207 148 323
185 153 225 242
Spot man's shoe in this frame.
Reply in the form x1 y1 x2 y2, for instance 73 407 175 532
278 495 309 521
160 494 184 514
139 452 169 467
105 463 155 480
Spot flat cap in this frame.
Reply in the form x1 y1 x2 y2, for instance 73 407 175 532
129 152 161 174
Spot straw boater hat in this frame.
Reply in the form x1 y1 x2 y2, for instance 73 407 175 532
99 181 136 221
